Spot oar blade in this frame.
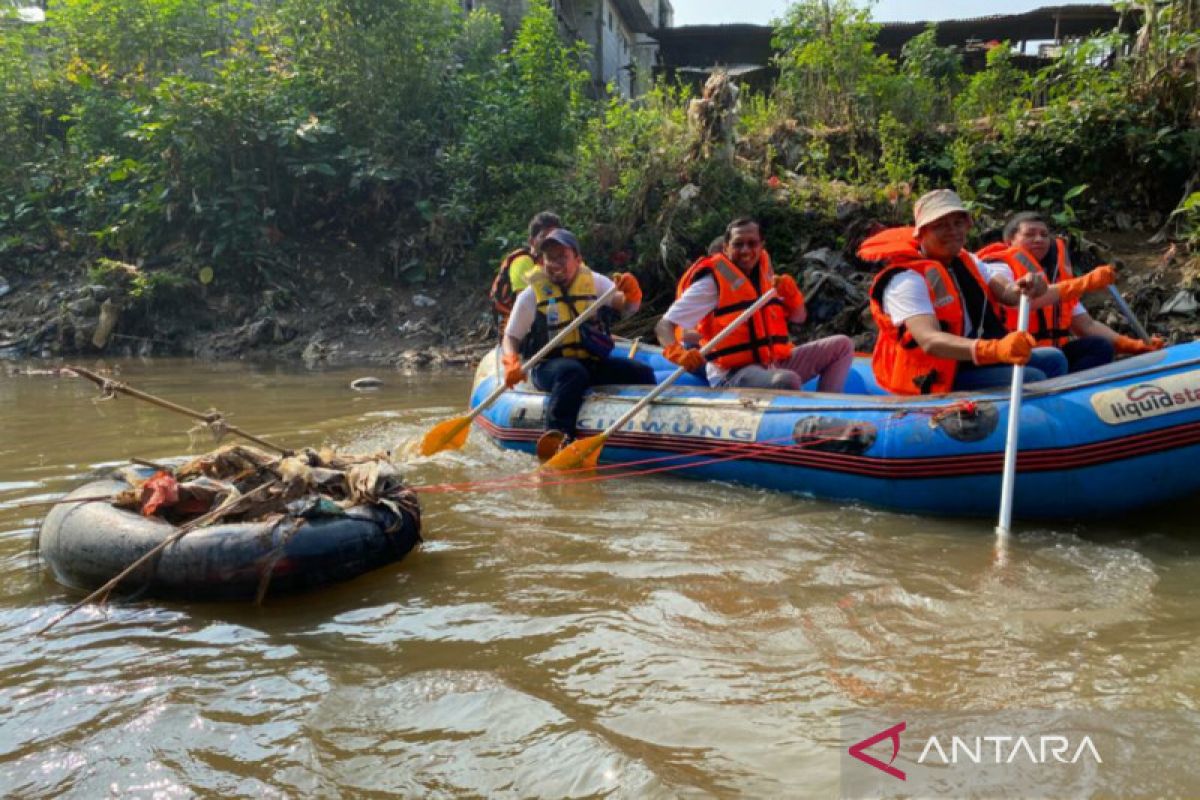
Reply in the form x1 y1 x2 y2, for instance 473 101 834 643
419 416 471 456
541 434 607 472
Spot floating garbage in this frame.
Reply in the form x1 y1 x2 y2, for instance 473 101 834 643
38 443 423 609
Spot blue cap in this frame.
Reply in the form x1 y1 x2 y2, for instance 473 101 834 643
540 228 580 253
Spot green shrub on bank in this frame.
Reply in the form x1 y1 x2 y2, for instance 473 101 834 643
0 0 1196 297
439 1 590 280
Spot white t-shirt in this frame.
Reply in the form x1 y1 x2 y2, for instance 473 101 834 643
504 272 621 342
663 274 805 384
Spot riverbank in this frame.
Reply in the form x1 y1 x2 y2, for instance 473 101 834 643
0 248 496 371
0 229 1194 371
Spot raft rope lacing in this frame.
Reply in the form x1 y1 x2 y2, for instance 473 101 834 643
412 427 862 494
413 397 984 495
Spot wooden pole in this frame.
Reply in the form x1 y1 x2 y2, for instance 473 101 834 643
66 366 291 455
8 495 115 511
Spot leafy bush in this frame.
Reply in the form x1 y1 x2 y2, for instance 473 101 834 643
438 0 591 278
772 0 890 134
0 0 1196 306
1173 191 1200 252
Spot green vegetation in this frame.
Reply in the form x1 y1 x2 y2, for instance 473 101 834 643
0 0 1197 298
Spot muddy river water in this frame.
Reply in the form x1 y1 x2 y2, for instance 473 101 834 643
1 360 1198 797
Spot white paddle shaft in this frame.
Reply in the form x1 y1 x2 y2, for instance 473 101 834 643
996 294 1031 535
1107 285 1152 344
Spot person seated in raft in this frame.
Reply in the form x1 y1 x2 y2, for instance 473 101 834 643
976 211 1164 372
669 234 734 383
859 189 1118 394
653 217 855 391
502 228 656 452
490 211 563 328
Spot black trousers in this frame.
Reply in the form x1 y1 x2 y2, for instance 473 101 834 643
531 356 656 437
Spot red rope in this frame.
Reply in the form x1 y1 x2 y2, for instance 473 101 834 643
413 429 857 494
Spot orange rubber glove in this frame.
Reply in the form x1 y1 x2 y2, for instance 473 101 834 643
1054 265 1116 305
973 331 1035 366
612 272 642 306
502 353 525 388
774 274 805 313
1114 334 1165 355
663 343 705 372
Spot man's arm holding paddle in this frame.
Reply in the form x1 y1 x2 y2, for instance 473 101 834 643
501 279 631 387
418 283 621 456
543 289 778 472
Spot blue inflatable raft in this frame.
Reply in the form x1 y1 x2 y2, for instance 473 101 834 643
469 340 1200 519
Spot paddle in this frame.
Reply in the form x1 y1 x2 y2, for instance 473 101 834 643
542 288 778 472
1107 285 1153 344
418 284 620 456
996 294 1031 537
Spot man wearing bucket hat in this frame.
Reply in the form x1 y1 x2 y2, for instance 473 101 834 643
858 189 1111 395
502 228 655 453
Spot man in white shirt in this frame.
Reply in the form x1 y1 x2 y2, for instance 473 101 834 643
501 229 655 449
653 218 854 391
982 212 1162 371
863 189 1079 394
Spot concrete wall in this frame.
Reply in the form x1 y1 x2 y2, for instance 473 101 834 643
465 0 670 99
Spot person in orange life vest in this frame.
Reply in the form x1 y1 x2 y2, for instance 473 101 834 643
669 233 735 381
501 228 655 442
978 212 1163 372
653 218 854 391
863 189 1101 394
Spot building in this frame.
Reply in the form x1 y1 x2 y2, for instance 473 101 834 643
468 0 673 98
652 24 776 94
2 1 45 24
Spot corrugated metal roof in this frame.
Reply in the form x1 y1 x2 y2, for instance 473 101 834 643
652 4 1135 68
875 4 1130 52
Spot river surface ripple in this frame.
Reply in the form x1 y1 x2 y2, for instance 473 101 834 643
0 360 1197 797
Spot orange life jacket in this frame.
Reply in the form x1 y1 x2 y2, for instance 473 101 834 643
861 227 1005 395
976 238 1076 348
677 251 792 370
489 247 531 324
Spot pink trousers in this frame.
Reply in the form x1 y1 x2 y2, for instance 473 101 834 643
724 335 855 392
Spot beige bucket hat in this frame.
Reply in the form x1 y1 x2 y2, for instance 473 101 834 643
913 189 969 230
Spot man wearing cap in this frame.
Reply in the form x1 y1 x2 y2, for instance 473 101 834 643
502 228 655 451
859 189 1111 394
653 217 854 391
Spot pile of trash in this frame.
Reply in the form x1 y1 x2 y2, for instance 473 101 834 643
111 444 421 537
794 245 874 351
